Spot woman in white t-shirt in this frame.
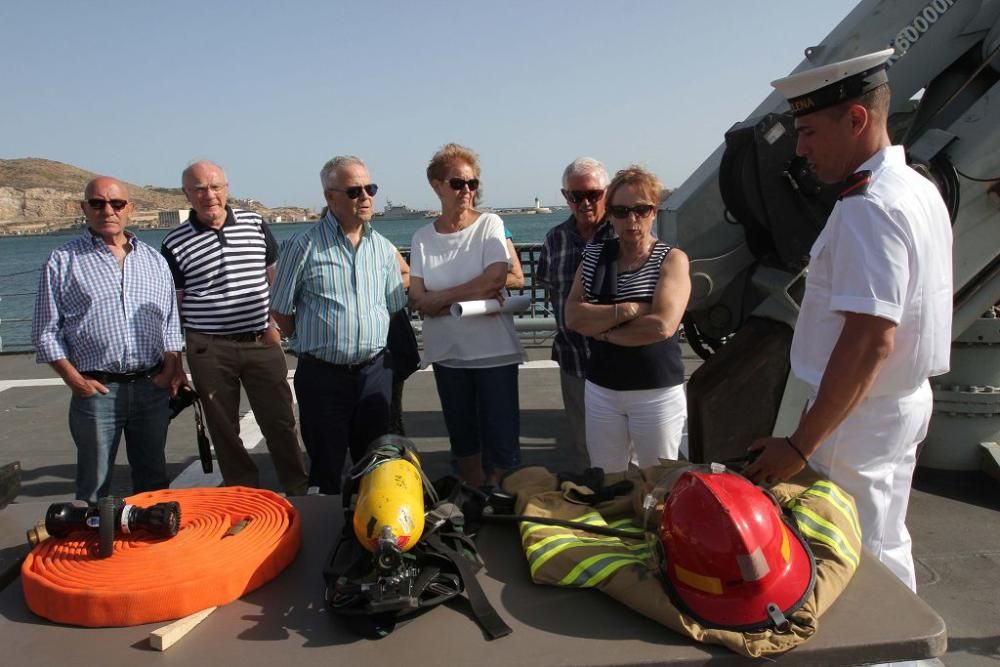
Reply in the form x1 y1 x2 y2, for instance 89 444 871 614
408 143 525 487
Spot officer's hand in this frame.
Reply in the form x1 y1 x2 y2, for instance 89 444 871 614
743 437 805 486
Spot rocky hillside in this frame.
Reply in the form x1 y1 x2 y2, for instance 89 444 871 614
0 158 191 221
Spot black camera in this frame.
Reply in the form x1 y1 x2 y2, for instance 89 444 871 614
169 384 199 419
169 384 213 474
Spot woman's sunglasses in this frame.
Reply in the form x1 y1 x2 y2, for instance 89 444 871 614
608 204 656 219
448 178 479 191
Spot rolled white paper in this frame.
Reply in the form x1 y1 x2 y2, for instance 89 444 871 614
450 294 532 319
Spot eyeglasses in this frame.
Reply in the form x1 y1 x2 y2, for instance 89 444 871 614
563 189 604 204
448 178 479 191
188 183 227 196
86 199 129 211
328 183 378 199
608 204 656 219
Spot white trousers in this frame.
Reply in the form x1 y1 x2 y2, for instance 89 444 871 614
807 380 932 591
584 381 687 474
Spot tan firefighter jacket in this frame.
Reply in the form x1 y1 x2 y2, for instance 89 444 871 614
501 463 862 658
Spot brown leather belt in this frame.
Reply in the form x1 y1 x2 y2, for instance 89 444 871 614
190 330 267 343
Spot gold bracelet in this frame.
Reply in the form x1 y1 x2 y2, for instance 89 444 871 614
613 302 619 325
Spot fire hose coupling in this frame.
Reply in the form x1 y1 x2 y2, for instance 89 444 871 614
26 496 182 558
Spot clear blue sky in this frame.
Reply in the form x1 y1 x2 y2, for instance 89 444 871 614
1 1 859 210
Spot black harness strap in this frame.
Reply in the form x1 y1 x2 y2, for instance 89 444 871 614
424 533 512 640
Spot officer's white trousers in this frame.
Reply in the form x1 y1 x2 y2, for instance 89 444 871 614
807 380 932 591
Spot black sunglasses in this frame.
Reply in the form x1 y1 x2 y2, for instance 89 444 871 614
608 204 656 220
329 183 378 199
86 199 129 211
563 189 604 204
448 178 479 191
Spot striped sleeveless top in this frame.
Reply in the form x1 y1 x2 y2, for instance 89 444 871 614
580 239 685 390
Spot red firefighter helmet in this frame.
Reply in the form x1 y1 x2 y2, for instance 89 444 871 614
658 469 815 632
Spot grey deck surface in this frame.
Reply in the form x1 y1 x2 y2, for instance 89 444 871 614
1 347 998 665
0 496 944 666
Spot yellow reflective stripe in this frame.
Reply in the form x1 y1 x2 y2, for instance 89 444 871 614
524 528 631 556
673 563 723 595
558 553 647 587
792 506 860 568
526 534 650 577
781 524 790 563
520 511 604 540
606 518 644 533
810 481 863 541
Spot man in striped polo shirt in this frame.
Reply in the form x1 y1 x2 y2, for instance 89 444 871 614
271 156 406 494
161 161 308 495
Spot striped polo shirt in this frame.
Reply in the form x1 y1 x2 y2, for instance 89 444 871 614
161 206 279 334
270 211 406 364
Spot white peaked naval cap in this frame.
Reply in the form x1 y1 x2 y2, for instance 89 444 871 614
771 48 895 116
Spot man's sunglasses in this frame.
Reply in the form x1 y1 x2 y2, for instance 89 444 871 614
608 204 657 219
448 178 479 191
329 183 379 199
563 189 604 204
86 199 129 211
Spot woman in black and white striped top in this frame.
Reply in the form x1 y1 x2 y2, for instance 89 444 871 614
565 166 691 474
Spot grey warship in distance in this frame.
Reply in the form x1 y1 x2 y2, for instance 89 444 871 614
374 201 428 219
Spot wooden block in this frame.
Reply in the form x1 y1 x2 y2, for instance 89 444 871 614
149 606 217 651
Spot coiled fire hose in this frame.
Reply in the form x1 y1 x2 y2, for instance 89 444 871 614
21 487 300 627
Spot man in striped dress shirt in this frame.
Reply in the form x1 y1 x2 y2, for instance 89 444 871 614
161 161 308 495
271 156 406 494
33 176 183 503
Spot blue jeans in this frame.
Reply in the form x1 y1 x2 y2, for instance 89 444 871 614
432 363 521 473
68 378 171 503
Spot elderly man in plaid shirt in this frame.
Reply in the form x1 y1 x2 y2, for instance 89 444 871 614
33 176 183 503
536 158 615 470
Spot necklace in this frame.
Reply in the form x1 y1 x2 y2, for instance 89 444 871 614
620 242 653 272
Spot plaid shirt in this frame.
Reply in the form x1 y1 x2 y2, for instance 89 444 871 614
536 216 615 378
32 231 183 372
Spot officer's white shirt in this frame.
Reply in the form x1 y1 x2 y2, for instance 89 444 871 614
791 146 953 397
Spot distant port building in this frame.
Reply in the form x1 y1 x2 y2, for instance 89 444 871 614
158 210 190 227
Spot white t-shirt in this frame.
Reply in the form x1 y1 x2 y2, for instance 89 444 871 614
410 212 525 367
791 146 953 396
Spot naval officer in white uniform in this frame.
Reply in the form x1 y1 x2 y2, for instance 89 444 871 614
744 48 953 591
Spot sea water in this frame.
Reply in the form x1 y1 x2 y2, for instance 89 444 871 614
0 211 570 352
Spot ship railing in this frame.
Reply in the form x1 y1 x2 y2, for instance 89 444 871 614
0 244 558 353
399 243 557 346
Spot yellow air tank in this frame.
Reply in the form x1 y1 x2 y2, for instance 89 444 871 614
352 455 425 553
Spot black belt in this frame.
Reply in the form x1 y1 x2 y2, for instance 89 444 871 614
190 330 267 343
81 363 163 384
300 350 384 374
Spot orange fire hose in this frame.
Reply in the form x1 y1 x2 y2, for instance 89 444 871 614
21 486 300 627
